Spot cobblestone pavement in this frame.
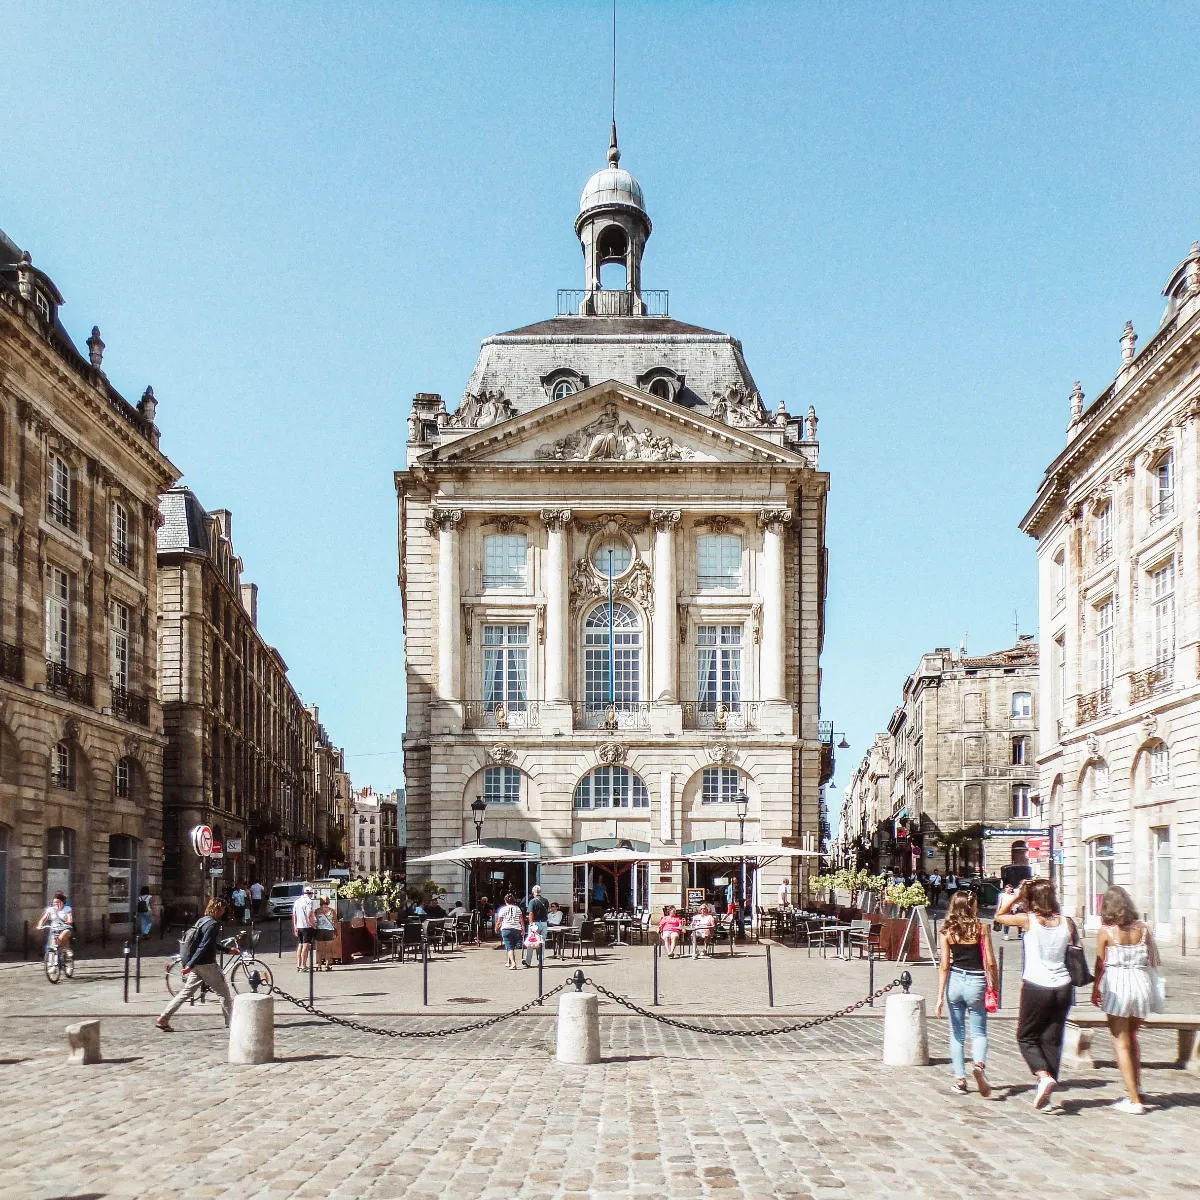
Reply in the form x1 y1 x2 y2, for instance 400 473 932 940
3 986 1200 1200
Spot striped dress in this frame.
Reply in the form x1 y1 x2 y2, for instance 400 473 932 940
1100 924 1156 1018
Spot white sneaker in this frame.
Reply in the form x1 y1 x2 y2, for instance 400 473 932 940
1112 1098 1145 1115
1034 1076 1057 1110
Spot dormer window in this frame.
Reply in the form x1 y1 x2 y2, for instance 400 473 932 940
34 290 51 321
541 368 590 402
636 367 685 403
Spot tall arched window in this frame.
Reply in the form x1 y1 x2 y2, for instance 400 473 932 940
573 766 649 810
583 602 642 711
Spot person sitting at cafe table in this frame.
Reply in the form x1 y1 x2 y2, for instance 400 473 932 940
424 897 448 919
658 906 684 958
546 902 565 927
690 903 717 958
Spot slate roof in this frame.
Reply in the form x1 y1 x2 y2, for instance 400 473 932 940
460 313 759 418
157 488 210 554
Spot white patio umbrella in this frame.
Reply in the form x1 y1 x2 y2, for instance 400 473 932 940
407 842 538 867
685 840 821 867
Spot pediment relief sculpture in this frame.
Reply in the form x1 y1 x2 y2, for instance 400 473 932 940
445 389 516 431
535 405 697 462
569 555 653 613
711 383 770 428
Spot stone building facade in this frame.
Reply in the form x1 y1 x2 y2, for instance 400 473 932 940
157 488 338 915
837 639 1039 877
396 130 831 912
1021 242 1200 938
0 228 178 948
310 707 347 873
835 733 893 869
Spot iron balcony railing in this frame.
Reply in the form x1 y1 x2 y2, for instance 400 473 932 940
573 701 651 731
463 700 540 730
1151 492 1175 524
1094 540 1113 565
111 684 150 726
0 641 23 683
1054 589 1066 611
1076 686 1111 726
557 288 669 317
681 701 761 732
110 542 134 570
1130 659 1174 704
47 496 75 531
45 660 93 706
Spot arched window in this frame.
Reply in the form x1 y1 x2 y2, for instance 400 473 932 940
1149 742 1169 785
583 602 642 710
701 766 743 804
697 535 741 589
648 378 671 400
484 765 521 805
552 379 575 402
573 765 649 810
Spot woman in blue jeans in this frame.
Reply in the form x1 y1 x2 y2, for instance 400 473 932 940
935 890 997 1096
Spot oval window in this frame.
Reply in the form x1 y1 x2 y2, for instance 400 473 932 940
591 539 632 576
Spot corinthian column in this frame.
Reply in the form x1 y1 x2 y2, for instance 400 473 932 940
758 509 792 702
651 510 681 701
427 508 464 701
540 509 572 703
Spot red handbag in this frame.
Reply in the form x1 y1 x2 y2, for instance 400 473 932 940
982 932 998 1011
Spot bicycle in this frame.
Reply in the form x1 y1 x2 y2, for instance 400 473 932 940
163 929 273 998
43 931 75 984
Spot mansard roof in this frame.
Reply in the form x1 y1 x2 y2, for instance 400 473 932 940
157 487 211 554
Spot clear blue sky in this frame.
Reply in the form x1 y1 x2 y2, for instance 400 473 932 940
6 4 1199 800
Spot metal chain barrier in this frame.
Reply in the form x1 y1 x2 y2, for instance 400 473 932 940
266 979 572 1038
584 977 905 1036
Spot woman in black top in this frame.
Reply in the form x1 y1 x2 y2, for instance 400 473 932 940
936 891 997 1096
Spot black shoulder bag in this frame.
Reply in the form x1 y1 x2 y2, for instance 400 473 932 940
1063 916 1093 986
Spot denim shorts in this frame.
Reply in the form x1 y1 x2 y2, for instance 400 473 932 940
501 928 523 951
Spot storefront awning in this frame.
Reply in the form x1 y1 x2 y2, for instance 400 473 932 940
407 841 539 868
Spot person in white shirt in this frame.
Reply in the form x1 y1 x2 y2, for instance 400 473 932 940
249 879 265 916
777 879 790 909
292 886 317 971
230 886 248 924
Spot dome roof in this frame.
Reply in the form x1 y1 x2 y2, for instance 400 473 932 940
580 164 645 215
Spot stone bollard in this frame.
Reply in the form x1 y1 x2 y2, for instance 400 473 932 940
228 993 274 1064
882 973 929 1067
66 1020 102 1065
556 973 600 1065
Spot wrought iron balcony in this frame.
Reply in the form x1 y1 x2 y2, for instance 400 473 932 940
572 701 651 731
45 660 93 706
110 542 134 570
681 700 760 732
1054 589 1066 611
1130 659 1174 704
1094 540 1113 565
0 641 23 683
1151 492 1175 524
463 700 540 730
47 496 75 531
111 684 150 726
1076 686 1111 726
557 288 669 317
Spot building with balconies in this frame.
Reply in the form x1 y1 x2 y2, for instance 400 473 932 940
1021 241 1200 939
0 227 179 949
396 127 831 912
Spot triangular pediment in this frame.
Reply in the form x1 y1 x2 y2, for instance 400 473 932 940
421 381 810 467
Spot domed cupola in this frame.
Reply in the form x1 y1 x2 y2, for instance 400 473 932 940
574 124 652 316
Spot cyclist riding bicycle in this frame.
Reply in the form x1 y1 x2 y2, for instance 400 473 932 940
37 891 74 954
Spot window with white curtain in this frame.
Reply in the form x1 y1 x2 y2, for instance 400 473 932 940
1097 599 1114 692
573 765 649 809
484 765 521 805
1152 559 1175 667
1155 454 1174 518
696 625 742 709
482 625 528 709
1149 743 1170 785
696 535 741 589
45 566 70 667
1011 691 1032 718
1011 785 1031 818
583 603 641 707
483 535 527 590
110 602 130 691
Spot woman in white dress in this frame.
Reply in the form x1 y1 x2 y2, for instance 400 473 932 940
1091 885 1160 1115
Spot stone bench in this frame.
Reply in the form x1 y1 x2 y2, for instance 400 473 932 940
1063 1011 1200 1074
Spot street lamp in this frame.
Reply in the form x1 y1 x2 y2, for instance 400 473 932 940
735 789 749 941
470 795 487 940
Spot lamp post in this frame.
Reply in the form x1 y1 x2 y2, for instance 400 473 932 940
470 795 487 936
735 789 749 939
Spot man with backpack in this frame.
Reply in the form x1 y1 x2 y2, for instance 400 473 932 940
155 899 233 1032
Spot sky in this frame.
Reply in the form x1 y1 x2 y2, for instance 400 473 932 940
5 3 1200 803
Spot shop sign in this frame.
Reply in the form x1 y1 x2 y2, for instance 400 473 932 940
983 826 1047 840
226 838 243 855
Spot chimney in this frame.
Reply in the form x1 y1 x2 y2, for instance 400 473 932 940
211 509 233 540
240 582 258 627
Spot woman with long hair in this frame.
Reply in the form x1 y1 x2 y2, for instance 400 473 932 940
996 878 1076 1110
1092 885 1159 1114
935 890 997 1096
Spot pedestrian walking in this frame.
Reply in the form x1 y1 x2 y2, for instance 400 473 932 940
494 892 525 969
935 890 997 1097
292 884 317 972
136 885 153 938
230 884 248 924
777 878 790 909
314 893 337 972
156 900 233 1031
249 878 264 916
995 879 1075 1110
1091 885 1162 1114
523 884 549 968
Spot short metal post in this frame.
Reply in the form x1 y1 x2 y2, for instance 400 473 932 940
122 941 131 1003
653 936 660 1007
422 939 429 1006
997 946 1004 1009
278 916 283 959
308 938 315 1006
102 915 108 949
23 920 29 961
900 970 912 994
135 935 142 994
572 968 585 992
766 942 775 1008
868 948 875 1006
1182 916 1187 957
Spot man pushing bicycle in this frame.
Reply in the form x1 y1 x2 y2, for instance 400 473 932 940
156 899 233 1032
